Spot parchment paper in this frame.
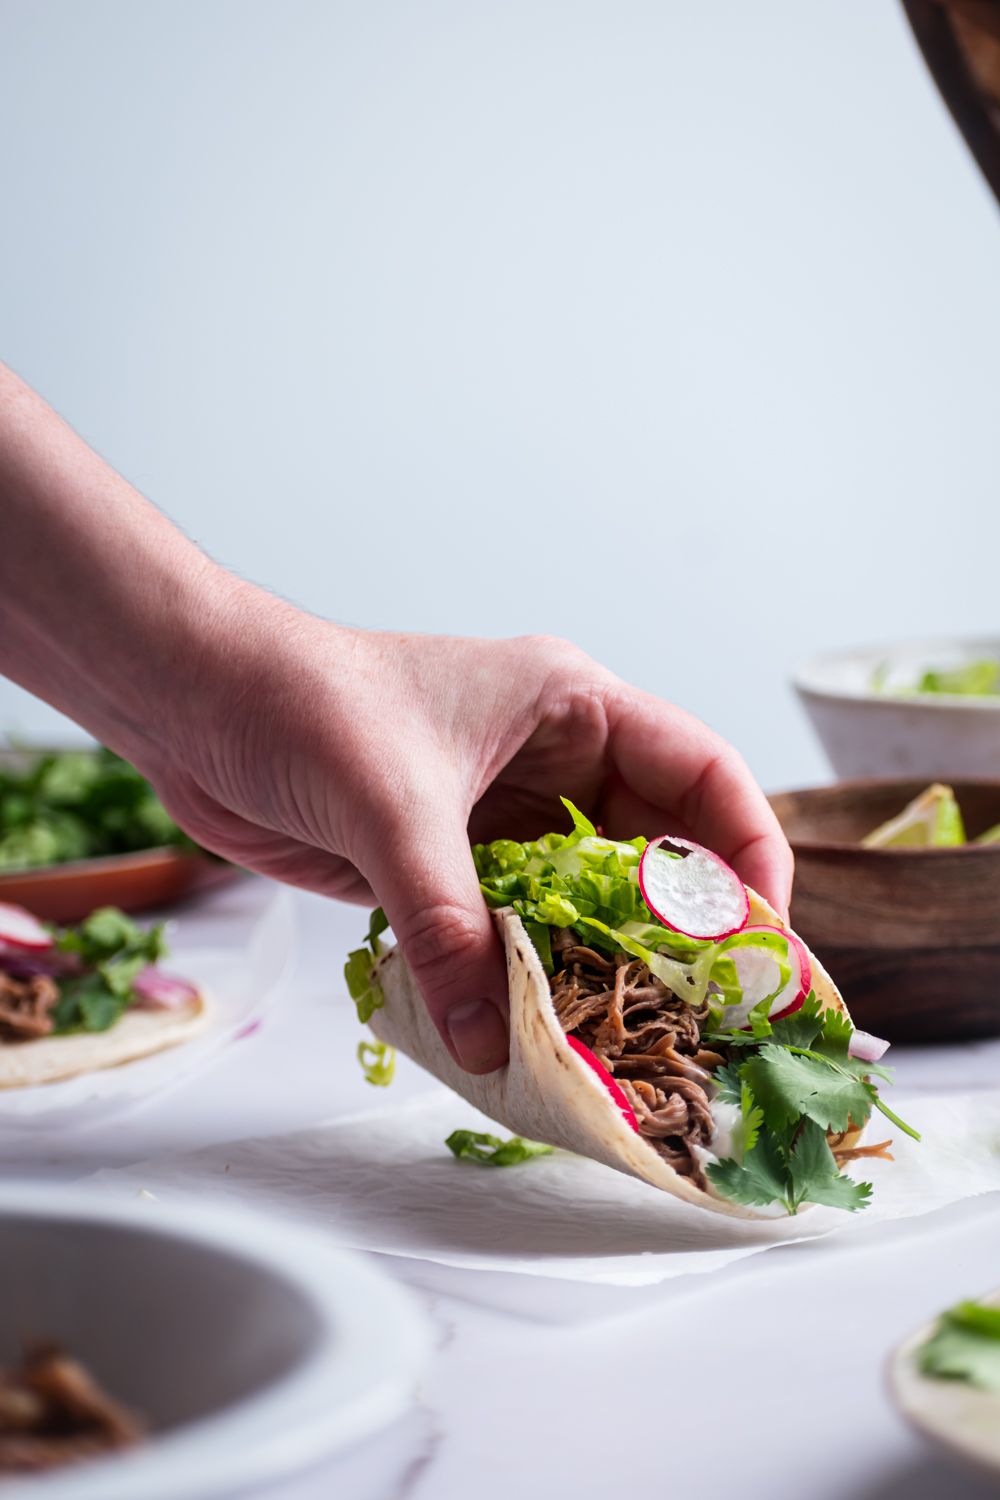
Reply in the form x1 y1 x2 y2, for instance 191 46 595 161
87 1086 1000 1287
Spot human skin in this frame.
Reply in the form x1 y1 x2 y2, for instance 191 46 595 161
0 362 794 1073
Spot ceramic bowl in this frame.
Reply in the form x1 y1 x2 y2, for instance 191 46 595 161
0 1190 429 1500
769 779 1000 1043
792 636 1000 780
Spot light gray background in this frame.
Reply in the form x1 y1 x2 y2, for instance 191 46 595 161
1 0 997 789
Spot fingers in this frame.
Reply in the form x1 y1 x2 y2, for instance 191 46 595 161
363 800 510 1074
606 692 794 919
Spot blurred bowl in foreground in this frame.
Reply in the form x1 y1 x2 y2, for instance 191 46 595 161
769 779 1000 1043
0 1190 429 1500
793 637 1000 780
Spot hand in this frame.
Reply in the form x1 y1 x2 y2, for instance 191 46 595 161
143 607 794 1075
0 366 793 1078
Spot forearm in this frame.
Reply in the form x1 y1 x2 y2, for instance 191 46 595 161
0 362 241 768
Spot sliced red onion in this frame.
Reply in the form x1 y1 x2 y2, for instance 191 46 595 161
638 836 749 942
132 967 199 1010
718 925 811 1030
848 1028 890 1063
0 903 53 952
566 1035 639 1133
0 948 81 981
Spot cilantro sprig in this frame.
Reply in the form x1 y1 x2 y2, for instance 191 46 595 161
51 907 167 1035
703 994 917 1214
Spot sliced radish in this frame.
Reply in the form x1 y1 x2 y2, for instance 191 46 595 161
717 925 811 1029
565 1034 639 1133
132 968 199 1010
638 836 749 942
848 1029 890 1064
0 903 52 952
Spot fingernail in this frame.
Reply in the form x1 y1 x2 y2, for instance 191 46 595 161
445 998 509 1074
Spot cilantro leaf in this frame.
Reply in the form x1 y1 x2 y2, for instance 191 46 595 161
769 993 826 1050
51 974 130 1034
788 1120 873 1212
47 906 170 1035
713 1060 744 1105
740 1079 763 1157
920 1302 1000 1391
742 1044 875 1134
444 1130 555 1167
707 1131 792 1211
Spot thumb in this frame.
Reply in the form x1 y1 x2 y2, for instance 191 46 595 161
367 804 509 1075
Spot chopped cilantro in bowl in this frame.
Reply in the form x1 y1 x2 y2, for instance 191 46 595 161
0 746 198 871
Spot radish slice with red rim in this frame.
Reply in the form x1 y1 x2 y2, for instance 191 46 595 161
132 968 199 1010
0 903 52 953
638 836 749 942
565 1034 639 1133
717 924 811 1029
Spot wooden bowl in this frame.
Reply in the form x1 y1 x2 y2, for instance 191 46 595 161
769 779 1000 1043
0 848 237 924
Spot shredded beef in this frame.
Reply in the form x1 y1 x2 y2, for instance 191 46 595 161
549 929 721 1185
0 1346 144 1473
828 1132 895 1166
0 974 59 1042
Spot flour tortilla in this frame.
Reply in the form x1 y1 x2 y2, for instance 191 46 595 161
371 891 858 1220
0 992 209 1089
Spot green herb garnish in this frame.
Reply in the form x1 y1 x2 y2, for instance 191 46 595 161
919 1301 1000 1391
344 908 389 1024
344 909 396 1082
702 994 915 1214
444 1130 555 1167
0 747 198 871
357 1038 396 1087
49 907 168 1035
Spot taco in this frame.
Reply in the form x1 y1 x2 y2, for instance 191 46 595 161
355 800 913 1218
0 902 207 1088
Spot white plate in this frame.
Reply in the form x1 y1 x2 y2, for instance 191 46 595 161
0 1187 430 1500
889 1288 1000 1487
0 880 295 1132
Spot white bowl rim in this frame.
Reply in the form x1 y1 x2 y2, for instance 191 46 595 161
0 1187 431 1500
792 635 1000 710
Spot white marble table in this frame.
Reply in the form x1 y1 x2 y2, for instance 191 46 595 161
14 883 1000 1500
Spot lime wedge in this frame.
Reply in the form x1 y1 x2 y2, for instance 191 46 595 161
975 823 1000 846
862 784 967 849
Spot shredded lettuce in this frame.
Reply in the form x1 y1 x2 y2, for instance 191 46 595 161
473 797 788 1012
445 1129 554 1166
357 1038 396 1086
343 908 389 1024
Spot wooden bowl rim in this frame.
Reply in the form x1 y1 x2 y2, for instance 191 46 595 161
770 777 1000 856
0 847 219 886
